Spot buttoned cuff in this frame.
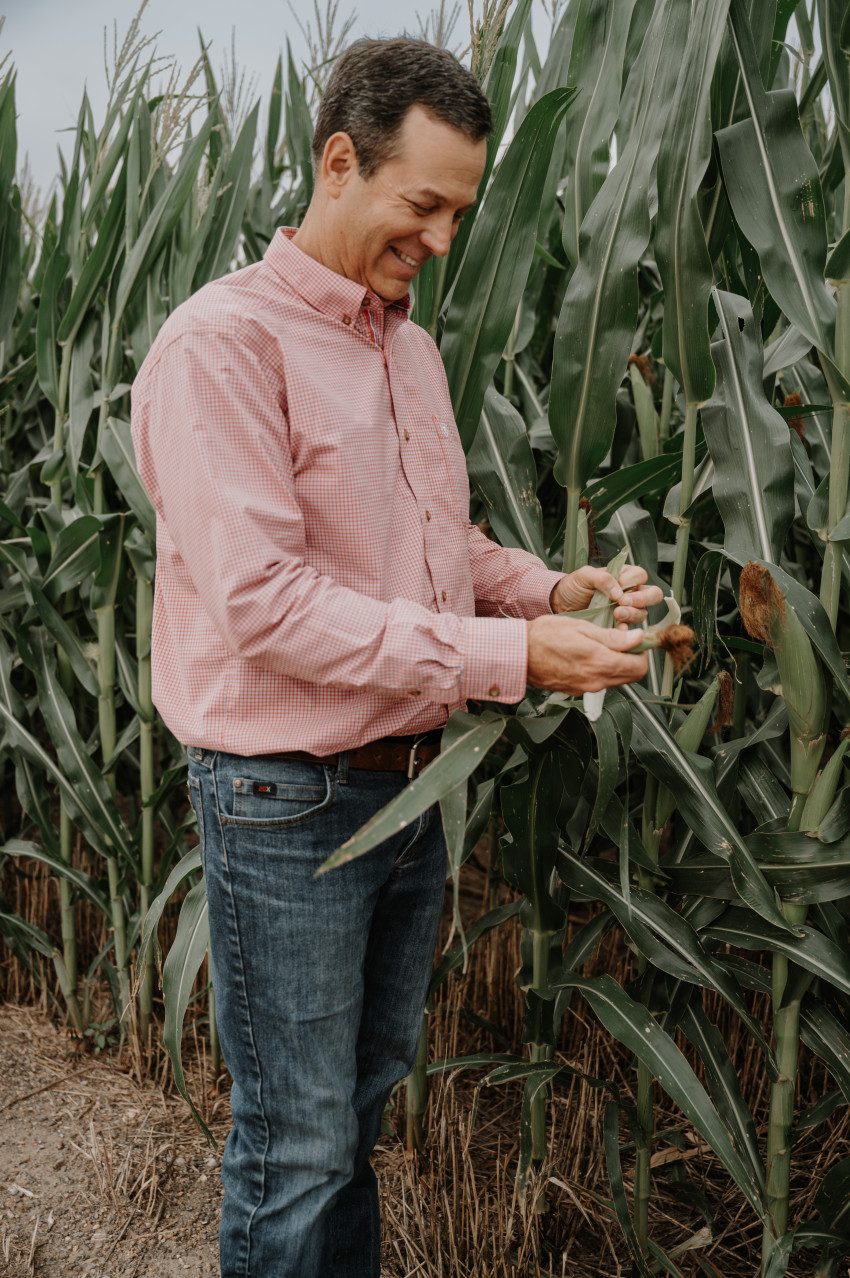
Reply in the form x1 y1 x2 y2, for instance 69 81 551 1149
516 566 566 618
459 617 528 703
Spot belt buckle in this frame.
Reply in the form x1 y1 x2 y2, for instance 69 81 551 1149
406 741 420 780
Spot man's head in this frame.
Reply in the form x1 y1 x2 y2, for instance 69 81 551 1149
312 38 493 179
295 39 492 304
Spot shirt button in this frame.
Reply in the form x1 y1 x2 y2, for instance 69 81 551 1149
411 689 421 696
489 685 500 698
425 510 432 521
441 590 447 602
440 423 448 437
404 429 410 441
342 314 351 325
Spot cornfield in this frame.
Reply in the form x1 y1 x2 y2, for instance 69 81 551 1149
2 0 850 1273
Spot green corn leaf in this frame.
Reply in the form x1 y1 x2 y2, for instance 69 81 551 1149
561 0 639 266
549 0 690 501
679 1001 765 1192
320 712 506 872
113 113 216 328
35 247 69 410
58 164 128 349
703 907 850 998
135 846 203 981
28 585 99 697
101 417 156 541
744 828 850 904
501 750 565 935
193 102 260 289
285 42 313 202
655 0 729 406
40 514 109 602
717 0 835 359
66 316 96 480
553 970 767 1218
583 451 696 529
467 386 546 558
2 838 110 914
265 54 283 181
701 290 795 565
560 850 773 1060
29 629 133 863
800 995 850 1106
603 1101 656 1278
161 880 214 1143
82 73 146 231
441 87 574 448
623 685 795 933
441 0 535 288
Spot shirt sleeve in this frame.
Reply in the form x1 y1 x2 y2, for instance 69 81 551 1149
466 522 565 620
132 324 530 707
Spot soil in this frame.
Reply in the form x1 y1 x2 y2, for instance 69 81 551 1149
0 1006 222 1278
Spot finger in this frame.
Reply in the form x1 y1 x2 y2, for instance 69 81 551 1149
621 585 664 609
617 565 649 589
614 607 648 625
594 626 645 651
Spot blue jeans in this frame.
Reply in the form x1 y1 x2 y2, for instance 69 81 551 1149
186 747 446 1278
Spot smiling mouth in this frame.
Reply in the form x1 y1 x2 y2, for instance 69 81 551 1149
391 246 421 269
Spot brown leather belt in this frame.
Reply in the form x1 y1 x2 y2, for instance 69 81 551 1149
273 735 441 778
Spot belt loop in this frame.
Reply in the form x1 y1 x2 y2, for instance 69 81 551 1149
338 750 350 785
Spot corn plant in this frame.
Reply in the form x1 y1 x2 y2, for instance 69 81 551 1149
3 1 850 1274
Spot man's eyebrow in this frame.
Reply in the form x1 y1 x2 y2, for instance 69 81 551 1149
413 187 476 211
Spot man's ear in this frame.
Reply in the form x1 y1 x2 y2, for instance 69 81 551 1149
321 132 358 199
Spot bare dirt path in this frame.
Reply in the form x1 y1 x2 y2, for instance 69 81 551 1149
0 1005 222 1278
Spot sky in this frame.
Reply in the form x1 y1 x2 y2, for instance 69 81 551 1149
4 0 486 196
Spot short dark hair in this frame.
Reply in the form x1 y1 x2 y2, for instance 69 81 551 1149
312 38 493 179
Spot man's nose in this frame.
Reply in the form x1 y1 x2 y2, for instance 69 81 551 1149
419 213 455 258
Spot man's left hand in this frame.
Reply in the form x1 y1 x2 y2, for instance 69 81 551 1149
549 565 664 629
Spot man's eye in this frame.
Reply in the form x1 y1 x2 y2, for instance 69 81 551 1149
413 204 437 215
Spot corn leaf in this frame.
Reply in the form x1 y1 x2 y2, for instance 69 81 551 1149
320 712 506 872
702 289 795 565
161 880 214 1143
441 88 574 448
561 0 638 266
655 0 729 405
467 386 546 558
703 907 850 998
718 0 835 358
622 685 795 932
554 971 767 1218
549 0 691 497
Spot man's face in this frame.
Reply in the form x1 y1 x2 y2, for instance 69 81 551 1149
330 105 487 304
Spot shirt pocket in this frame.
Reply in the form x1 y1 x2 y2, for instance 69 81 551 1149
438 420 470 513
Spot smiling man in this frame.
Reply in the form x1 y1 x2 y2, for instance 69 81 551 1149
131 37 659 1278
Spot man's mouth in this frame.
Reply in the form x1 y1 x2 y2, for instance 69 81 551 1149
390 247 420 269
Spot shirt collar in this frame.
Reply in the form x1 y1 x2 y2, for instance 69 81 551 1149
264 227 411 320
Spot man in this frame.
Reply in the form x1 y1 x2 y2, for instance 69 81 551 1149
131 37 660 1278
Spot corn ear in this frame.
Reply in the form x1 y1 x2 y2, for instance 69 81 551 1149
801 734 850 833
739 562 829 801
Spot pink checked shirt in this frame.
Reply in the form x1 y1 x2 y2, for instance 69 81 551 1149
131 228 563 756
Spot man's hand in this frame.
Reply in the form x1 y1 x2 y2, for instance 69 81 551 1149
549 565 663 629
527 615 649 694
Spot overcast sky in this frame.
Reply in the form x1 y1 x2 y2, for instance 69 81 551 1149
4 0 495 195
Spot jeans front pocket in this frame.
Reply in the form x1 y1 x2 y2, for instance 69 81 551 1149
224 758 335 828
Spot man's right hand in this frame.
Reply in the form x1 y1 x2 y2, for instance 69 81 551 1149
527 615 649 695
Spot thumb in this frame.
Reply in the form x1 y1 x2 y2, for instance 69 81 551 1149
597 626 645 651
